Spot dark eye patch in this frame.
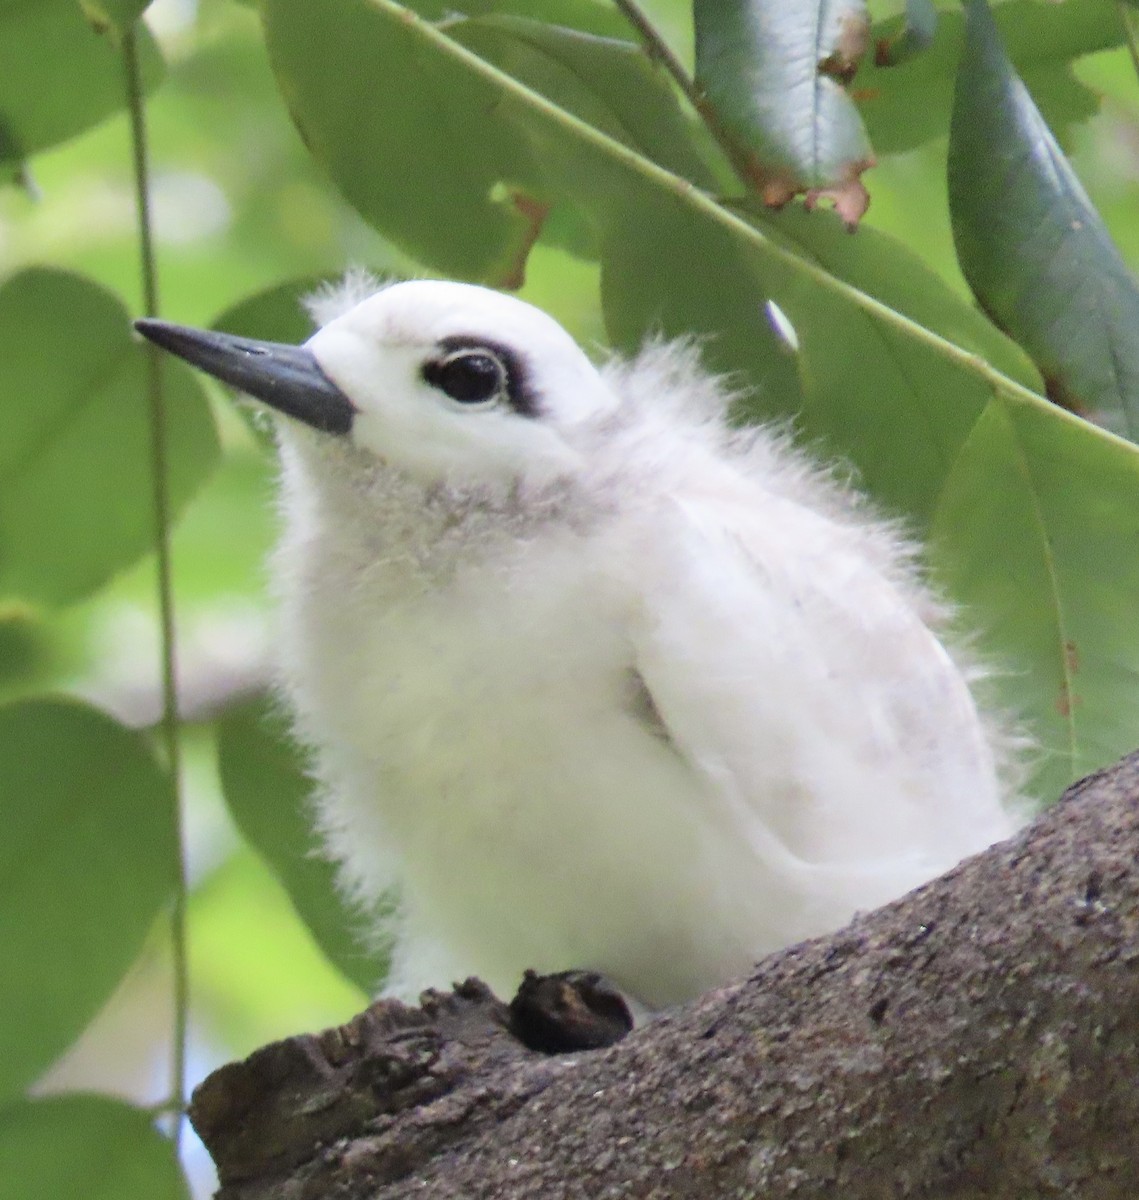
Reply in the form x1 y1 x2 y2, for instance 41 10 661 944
424 350 506 406
422 335 538 417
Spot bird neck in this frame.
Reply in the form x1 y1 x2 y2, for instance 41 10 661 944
274 427 596 591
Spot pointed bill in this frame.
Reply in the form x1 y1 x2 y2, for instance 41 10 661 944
134 319 357 435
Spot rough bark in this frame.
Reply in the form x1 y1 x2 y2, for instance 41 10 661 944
190 754 1139 1199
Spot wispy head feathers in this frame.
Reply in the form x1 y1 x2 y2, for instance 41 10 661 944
303 268 388 329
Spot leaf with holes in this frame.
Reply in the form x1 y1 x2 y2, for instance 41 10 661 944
693 0 875 226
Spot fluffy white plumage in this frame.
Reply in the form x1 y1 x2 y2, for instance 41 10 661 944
255 276 1024 1010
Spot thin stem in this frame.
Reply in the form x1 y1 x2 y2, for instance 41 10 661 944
122 26 189 1153
611 0 757 190
1117 2 1139 86
612 0 699 108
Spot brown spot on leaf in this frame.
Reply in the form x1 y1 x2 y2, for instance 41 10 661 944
818 11 870 83
492 190 551 292
737 157 799 210
1065 641 1080 675
818 51 859 87
1055 680 1083 720
1043 372 1090 417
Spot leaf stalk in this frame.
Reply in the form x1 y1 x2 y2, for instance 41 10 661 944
611 0 758 191
122 24 190 1154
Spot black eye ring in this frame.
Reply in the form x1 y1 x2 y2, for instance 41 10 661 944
423 348 508 407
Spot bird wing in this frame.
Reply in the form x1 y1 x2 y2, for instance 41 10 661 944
623 489 1009 897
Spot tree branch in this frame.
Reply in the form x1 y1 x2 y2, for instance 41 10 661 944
191 752 1139 1198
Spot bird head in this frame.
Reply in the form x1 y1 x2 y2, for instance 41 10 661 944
136 280 618 493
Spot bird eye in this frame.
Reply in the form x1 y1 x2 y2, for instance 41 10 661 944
424 349 507 407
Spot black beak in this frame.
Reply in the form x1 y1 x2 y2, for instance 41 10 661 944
134 319 357 436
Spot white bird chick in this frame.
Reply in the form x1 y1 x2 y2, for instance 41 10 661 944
137 279 1021 1011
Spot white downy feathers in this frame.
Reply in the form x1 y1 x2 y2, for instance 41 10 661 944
248 275 1030 1009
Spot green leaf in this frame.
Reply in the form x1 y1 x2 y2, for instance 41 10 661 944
858 0 1119 155
752 203 1039 394
0 2 163 166
0 698 175 1100
263 0 554 280
0 1095 188 1200
873 0 937 66
931 397 1139 805
693 0 874 225
216 693 385 994
949 0 1139 436
76 0 151 39
0 269 220 606
403 0 630 38
451 16 722 191
0 609 52 696
262 0 715 279
212 276 327 346
603 196 991 523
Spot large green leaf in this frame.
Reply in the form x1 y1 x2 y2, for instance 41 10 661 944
0 698 175 1100
212 276 328 346
605 200 1039 517
262 0 715 279
859 0 1120 155
931 399 1139 803
0 1 162 166
263 0 541 280
259 0 1139 802
216 693 385 994
949 0 1139 437
0 269 220 606
693 0 875 225
0 1095 187 1200
0 610 51 697
603 200 979 515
